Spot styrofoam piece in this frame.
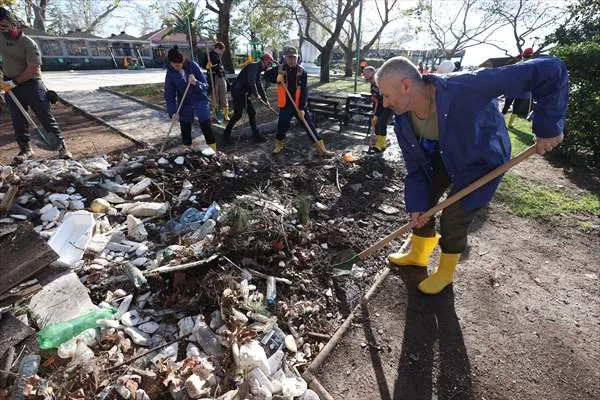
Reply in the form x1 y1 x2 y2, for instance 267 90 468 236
48 210 96 267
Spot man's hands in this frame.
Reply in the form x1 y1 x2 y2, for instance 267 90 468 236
298 110 305 120
0 80 16 92
371 115 378 127
535 133 563 155
409 212 430 229
188 74 197 86
276 74 285 84
170 113 179 122
206 61 213 70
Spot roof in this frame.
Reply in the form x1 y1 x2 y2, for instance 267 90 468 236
107 31 140 41
65 29 101 39
22 27 54 37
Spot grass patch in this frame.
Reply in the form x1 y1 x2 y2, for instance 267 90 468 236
505 115 535 155
111 83 165 106
307 76 370 94
496 173 600 220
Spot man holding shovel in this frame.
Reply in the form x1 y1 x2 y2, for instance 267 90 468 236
377 56 567 294
272 46 333 157
0 7 72 163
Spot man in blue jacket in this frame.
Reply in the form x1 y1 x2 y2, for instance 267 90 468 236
376 56 567 295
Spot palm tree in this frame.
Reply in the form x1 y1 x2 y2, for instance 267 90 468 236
170 0 217 61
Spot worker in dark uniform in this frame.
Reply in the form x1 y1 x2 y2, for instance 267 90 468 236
272 46 333 157
363 65 393 152
0 7 72 163
222 54 274 143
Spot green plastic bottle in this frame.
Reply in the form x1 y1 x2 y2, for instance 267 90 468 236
37 307 116 349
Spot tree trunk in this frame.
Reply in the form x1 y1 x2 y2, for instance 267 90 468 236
32 0 48 31
219 12 233 73
319 49 331 83
343 48 353 77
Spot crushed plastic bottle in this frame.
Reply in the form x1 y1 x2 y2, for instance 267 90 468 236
266 276 277 305
192 317 222 355
13 355 40 400
189 219 216 242
57 328 98 359
67 338 95 373
37 307 116 349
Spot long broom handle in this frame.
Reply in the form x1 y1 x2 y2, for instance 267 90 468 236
160 81 192 153
280 81 326 153
357 144 538 259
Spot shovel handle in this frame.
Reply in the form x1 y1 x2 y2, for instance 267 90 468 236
280 82 325 152
7 90 49 142
160 81 192 153
357 144 537 259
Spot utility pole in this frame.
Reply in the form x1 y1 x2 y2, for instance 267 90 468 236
353 0 364 92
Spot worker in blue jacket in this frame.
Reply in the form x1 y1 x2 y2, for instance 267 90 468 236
164 46 217 152
376 56 567 295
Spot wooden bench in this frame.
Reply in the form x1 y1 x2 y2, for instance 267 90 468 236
345 93 374 135
307 96 346 132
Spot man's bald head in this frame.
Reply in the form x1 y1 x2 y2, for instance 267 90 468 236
375 56 421 86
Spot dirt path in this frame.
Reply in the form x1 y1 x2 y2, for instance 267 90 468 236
0 102 140 165
315 203 599 400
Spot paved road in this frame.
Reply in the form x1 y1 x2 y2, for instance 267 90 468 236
43 69 165 91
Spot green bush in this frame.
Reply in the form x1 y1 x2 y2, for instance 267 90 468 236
551 37 600 166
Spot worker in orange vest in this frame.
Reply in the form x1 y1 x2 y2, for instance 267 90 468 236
272 46 333 157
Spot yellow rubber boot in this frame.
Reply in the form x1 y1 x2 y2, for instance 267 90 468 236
374 135 387 152
223 106 230 121
272 139 285 154
388 233 440 267
508 113 516 128
418 252 461 295
315 139 335 158
208 143 217 152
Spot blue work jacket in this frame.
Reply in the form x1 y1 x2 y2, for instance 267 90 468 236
164 59 210 121
395 56 568 212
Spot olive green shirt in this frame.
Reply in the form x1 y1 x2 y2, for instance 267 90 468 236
410 110 439 140
0 33 42 80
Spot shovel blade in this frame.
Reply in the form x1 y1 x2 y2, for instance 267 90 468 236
31 130 61 151
330 248 359 270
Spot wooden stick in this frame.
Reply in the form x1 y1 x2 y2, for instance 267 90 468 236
160 81 192 153
107 332 192 371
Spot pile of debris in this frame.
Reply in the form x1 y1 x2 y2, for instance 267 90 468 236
1 149 405 399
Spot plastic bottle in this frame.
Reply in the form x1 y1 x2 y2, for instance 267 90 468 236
189 219 216 241
203 202 221 221
266 276 277 305
57 328 98 359
192 318 222 355
37 307 116 349
13 355 40 400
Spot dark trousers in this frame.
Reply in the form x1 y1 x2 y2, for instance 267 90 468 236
375 108 393 136
501 98 514 114
180 119 215 146
223 89 258 137
276 104 321 142
413 155 479 254
4 79 63 144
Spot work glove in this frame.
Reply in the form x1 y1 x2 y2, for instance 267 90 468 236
0 80 16 92
298 110 305 120
188 74 197 86
47 90 58 105
371 115 378 127
276 74 285 84
206 60 213 70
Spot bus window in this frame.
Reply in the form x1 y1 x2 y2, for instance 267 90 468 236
90 41 111 57
40 39 63 56
65 40 89 56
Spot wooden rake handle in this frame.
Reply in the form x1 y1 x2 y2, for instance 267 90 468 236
160 81 192 153
7 90 49 143
280 82 326 153
357 145 537 259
